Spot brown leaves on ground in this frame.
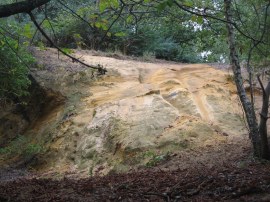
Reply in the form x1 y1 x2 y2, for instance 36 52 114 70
1 160 270 202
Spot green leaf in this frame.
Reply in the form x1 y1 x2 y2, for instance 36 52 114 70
183 0 193 7
99 0 119 12
23 23 32 39
37 41 46 51
115 32 126 37
89 14 98 20
77 7 87 16
23 41 30 46
14 41 19 50
191 16 204 24
157 0 174 10
42 19 51 29
126 15 133 24
0 40 5 46
111 0 119 8
73 33 82 39
101 24 108 30
197 16 203 24
167 0 173 7
191 15 197 22
99 0 107 12
157 1 168 12
95 22 101 28
62 48 74 54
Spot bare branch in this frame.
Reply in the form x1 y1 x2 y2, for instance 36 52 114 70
257 74 266 97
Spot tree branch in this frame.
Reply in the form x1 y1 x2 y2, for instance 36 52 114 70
173 0 268 45
0 0 51 18
257 74 266 97
100 2 125 42
57 0 94 30
28 12 107 74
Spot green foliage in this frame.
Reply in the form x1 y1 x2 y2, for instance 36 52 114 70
4 0 268 68
61 47 74 54
36 1 204 63
37 41 47 50
0 135 43 157
154 39 179 60
234 0 270 68
0 20 35 100
99 0 119 12
25 143 43 155
22 23 33 39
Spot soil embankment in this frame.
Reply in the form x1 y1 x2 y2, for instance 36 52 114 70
2 49 268 201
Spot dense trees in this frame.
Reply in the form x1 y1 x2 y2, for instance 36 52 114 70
0 0 270 159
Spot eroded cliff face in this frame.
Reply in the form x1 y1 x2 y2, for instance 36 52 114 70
0 48 247 175
0 76 65 147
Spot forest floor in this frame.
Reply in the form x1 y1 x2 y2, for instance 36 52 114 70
1 49 270 201
1 146 270 201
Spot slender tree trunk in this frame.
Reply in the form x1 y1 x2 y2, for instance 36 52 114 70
258 77 270 159
224 0 262 158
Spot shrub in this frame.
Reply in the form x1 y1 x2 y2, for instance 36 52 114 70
0 20 35 101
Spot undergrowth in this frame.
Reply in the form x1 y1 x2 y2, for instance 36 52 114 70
0 135 44 158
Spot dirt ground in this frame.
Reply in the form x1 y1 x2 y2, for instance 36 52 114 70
1 147 270 201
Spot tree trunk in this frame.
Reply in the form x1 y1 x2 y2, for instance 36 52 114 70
224 0 262 158
258 77 270 159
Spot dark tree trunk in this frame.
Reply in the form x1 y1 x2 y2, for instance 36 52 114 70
224 0 263 158
258 77 270 159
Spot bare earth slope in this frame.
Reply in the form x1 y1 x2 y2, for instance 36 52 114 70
1 49 270 201
16 48 247 175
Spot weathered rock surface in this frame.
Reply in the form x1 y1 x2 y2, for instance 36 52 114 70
0 49 247 175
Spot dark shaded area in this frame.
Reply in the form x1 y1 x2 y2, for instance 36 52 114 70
1 161 270 202
0 75 65 146
0 168 31 182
